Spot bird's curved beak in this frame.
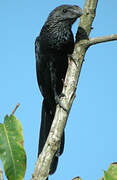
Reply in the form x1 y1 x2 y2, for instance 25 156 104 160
72 5 83 18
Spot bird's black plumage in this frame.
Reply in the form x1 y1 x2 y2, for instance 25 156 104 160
35 4 82 179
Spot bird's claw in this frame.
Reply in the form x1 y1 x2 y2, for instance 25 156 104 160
55 94 68 112
59 93 65 98
68 54 78 68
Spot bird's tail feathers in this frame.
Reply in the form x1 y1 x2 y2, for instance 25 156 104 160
38 98 65 175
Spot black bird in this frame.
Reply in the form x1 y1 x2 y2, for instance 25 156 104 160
35 4 82 179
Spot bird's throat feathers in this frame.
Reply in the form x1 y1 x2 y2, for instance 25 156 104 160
43 19 72 35
40 22 73 52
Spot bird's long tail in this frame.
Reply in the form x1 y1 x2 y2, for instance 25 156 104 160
38 99 64 177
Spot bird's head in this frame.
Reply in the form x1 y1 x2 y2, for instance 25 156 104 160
46 5 83 27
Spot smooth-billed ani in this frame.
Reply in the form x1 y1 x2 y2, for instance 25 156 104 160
35 4 82 179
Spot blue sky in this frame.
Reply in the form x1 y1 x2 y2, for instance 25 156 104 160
0 1 117 180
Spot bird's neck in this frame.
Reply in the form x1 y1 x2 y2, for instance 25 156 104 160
40 21 74 54
47 20 71 32
41 21 72 41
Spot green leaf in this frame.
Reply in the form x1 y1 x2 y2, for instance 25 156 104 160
0 115 26 180
108 163 117 179
104 170 116 180
104 163 117 180
72 177 83 180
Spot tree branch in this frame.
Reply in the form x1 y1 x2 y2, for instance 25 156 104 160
88 34 117 46
31 0 99 180
11 103 20 115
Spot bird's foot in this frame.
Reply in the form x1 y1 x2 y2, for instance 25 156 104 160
55 150 60 157
59 93 65 98
55 94 68 112
68 54 78 67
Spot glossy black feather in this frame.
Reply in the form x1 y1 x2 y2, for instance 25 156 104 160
35 4 82 179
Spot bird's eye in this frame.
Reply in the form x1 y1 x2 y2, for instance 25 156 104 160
63 9 67 13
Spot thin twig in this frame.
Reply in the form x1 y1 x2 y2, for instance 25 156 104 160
0 167 4 180
11 103 20 115
88 34 117 46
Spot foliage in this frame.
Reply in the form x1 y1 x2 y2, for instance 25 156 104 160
104 163 117 180
0 115 26 180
